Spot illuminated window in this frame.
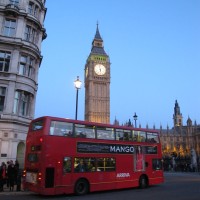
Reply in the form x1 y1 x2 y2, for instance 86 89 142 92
116 129 132 141
63 157 71 173
74 157 116 173
97 158 116 172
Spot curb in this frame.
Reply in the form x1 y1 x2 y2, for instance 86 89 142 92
0 192 30 196
0 189 33 196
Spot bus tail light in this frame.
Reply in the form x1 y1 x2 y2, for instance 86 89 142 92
38 172 42 181
22 169 26 178
39 137 43 142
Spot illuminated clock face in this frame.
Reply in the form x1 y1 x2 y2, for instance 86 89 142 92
94 64 106 75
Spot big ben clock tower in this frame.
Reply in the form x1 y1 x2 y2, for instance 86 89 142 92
84 24 110 124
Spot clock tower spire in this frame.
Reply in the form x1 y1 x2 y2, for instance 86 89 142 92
94 22 102 40
84 24 111 124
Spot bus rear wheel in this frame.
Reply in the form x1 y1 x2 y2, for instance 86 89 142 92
139 175 148 189
74 179 89 195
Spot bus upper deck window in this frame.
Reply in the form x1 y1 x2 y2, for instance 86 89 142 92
132 131 146 142
75 124 95 139
147 133 159 143
97 127 115 140
31 120 43 131
50 121 73 136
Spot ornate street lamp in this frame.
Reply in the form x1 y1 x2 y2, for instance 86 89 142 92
74 76 82 120
133 112 138 128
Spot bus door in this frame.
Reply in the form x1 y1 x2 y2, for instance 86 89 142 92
134 146 145 172
49 157 72 191
152 157 163 177
61 157 72 185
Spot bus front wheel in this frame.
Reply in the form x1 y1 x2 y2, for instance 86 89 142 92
139 175 148 189
74 179 89 195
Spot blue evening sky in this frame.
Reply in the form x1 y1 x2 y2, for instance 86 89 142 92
35 0 200 129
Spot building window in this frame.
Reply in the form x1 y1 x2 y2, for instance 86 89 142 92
0 87 6 112
4 132 8 137
19 55 35 78
19 56 26 75
13 90 32 116
9 0 19 5
28 2 34 14
24 25 38 43
28 58 34 77
28 1 39 18
0 51 11 72
3 19 16 37
34 5 39 17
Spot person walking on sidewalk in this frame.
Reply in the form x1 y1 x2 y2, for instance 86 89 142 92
7 161 15 191
0 162 7 192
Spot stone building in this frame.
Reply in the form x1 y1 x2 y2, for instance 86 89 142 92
120 100 200 167
160 100 200 159
0 0 46 167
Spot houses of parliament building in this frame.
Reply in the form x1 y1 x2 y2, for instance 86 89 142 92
119 99 200 162
160 100 200 160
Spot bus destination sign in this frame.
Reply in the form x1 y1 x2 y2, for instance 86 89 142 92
77 142 157 154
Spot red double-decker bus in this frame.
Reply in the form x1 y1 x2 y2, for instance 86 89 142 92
23 116 164 195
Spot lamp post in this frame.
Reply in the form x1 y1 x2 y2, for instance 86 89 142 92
74 76 82 120
133 112 138 128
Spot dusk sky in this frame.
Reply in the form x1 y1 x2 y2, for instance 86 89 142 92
35 0 200 129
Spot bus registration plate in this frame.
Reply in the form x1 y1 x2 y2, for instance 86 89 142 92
26 172 37 184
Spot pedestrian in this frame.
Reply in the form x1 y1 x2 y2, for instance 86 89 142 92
14 160 19 184
0 162 7 192
7 160 15 191
6 161 10 188
16 169 22 191
0 163 3 192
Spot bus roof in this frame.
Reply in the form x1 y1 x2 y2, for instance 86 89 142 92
32 116 159 134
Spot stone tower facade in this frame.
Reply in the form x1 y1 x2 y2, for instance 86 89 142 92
173 100 183 127
0 0 46 167
84 24 110 124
